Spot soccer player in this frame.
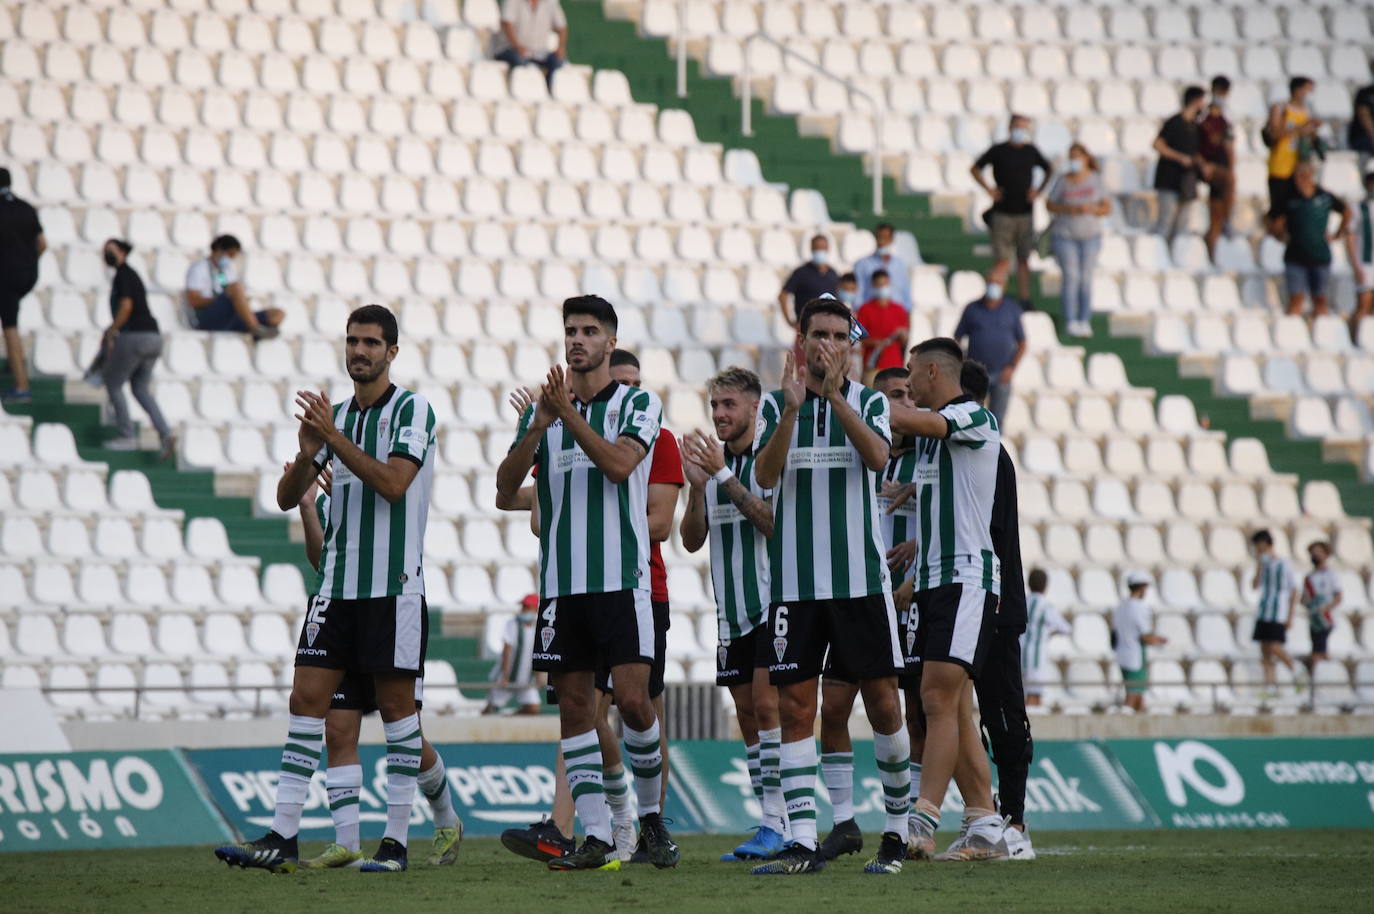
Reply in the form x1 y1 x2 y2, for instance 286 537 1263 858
1301 541 1343 677
1250 529 1298 691
294 464 463 868
215 304 438 874
678 367 786 861
808 366 918 863
496 295 679 871
1021 569 1069 709
1114 572 1165 711
889 337 1003 862
750 297 911 876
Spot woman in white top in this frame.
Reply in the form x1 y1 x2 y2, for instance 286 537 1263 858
1046 143 1110 338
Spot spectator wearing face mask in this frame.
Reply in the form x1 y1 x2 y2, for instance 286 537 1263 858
853 222 911 309
1046 142 1109 338
779 234 839 328
836 272 859 309
972 115 1053 307
855 269 909 380
1199 76 1236 260
1153 86 1211 244
954 277 1026 427
184 235 284 338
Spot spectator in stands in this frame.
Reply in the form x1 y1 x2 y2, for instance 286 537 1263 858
1113 571 1165 713
1269 162 1350 317
484 594 543 716
972 115 1053 308
1347 167 1374 340
835 271 859 309
1046 142 1109 338
1152 86 1210 244
0 167 45 403
1300 541 1343 680
853 222 911 309
778 234 839 328
953 277 1025 427
1265 77 1321 215
1021 569 1070 708
855 269 908 380
184 235 283 338
1199 76 1236 260
1250 529 1298 693
492 0 568 89
101 239 174 459
1349 59 1374 172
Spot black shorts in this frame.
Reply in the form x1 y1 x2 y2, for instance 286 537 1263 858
331 670 425 711
1267 176 1293 215
1252 619 1287 644
823 595 920 688
914 583 997 678
768 594 903 686
1310 626 1330 654
597 599 669 699
717 623 771 687
0 280 36 330
533 589 655 674
295 594 429 675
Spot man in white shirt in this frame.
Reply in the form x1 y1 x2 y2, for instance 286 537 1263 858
183 234 283 337
492 0 568 88
1113 571 1166 712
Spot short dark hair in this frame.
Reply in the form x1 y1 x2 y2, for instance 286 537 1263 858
562 294 618 333
347 304 398 347
1250 529 1273 547
211 234 242 254
871 268 890 283
960 359 990 403
912 336 963 361
0 167 10 188
609 349 639 369
1182 85 1206 107
799 297 854 334
1027 568 1048 593
874 367 909 386
838 272 857 284
1289 76 1313 95
874 222 894 235
1211 75 1230 94
106 238 133 255
810 234 828 247
1308 540 1331 556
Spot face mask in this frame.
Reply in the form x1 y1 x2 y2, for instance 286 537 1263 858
873 286 891 301
985 282 1003 301
104 251 118 267
876 244 893 257
216 255 235 272
1213 98 1226 113
518 612 536 624
1010 127 1031 144
811 249 829 265
1066 159 1083 174
838 289 857 306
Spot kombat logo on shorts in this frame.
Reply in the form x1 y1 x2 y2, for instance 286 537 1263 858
540 626 555 651
305 622 320 647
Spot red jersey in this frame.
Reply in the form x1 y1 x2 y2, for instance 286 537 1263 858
1198 109 1232 165
647 428 684 602
856 300 909 371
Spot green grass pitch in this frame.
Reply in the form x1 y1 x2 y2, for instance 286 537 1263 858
4 831 1369 913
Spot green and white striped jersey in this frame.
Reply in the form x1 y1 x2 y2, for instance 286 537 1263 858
705 447 772 640
1020 593 1069 677
876 447 920 553
910 397 1001 595
1256 553 1295 623
514 381 662 598
756 381 892 602
311 384 436 600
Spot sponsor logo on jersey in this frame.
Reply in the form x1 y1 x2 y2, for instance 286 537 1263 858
540 626 555 651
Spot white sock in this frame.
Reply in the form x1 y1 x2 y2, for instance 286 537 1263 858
603 763 634 826
820 750 854 824
757 727 784 834
873 728 912 837
781 738 819 850
382 714 422 846
562 729 612 844
623 720 663 817
416 755 458 829
271 714 324 839
326 764 362 851
908 762 922 814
